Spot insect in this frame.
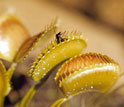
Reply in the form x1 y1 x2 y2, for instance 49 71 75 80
51 53 121 107
56 32 65 44
56 32 61 44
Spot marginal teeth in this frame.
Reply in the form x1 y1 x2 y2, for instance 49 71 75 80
29 31 86 81
59 31 84 42
55 53 118 86
15 17 59 63
44 17 60 33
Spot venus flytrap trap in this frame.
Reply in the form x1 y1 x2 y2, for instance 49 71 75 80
16 31 87 107
14 18 62 107
0 14 31 82
0 14 30 62
29 31 87 81
0 14 60 107
51 53 121 107
0 13 123 107
14 17 59 63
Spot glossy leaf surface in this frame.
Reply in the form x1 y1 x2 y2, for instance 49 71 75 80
29 32 87 81
55 53 121 97
0 14 30 62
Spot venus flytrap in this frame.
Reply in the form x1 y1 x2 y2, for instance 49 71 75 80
29 31 87 81
0 14 31 82
0 15 60 107
0 14 30 62
51 53 121 107
15 18 61 107
14 17 60 63
0 14 31 106
16 31 87 107
0 14 122 107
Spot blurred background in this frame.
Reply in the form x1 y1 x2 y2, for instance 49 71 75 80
0 0 124 107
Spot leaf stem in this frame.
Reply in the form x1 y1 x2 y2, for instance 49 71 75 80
50 97 69 107
0 96 4 107
15 79 45 107
7 63 17 81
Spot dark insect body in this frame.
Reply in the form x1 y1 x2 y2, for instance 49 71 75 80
56 32 65 44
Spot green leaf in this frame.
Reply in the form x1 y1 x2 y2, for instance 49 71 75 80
0 61 11 107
